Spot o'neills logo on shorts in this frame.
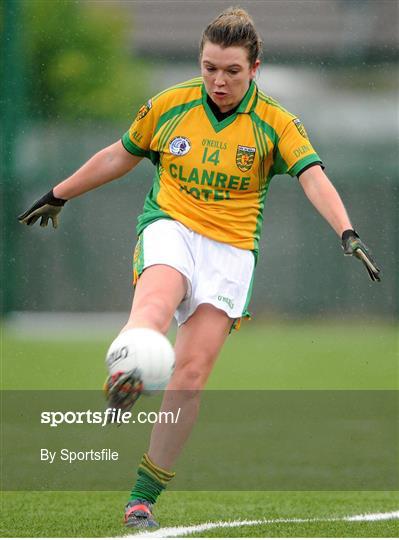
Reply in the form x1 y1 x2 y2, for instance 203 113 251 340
169 136 191 156
217 295 235 309
236 145 256 172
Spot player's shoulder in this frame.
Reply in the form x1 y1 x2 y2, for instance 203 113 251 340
152 77 203 112
254 87 296 133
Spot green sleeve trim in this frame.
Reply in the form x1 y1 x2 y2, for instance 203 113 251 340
121 132 150 158
288 154 322 177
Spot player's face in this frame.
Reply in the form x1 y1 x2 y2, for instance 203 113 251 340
201 41 260 113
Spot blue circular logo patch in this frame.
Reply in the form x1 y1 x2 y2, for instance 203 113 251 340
169 136 191 156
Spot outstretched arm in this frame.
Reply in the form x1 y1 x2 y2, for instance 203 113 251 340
18 141 142 228
298 165 381 282
53 140 142 200
298 164 352 237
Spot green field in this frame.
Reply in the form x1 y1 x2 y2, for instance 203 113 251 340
2 321 398 537
3 321 398 390
2 491 399 537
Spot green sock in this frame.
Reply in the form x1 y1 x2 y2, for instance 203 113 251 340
130 453 175 504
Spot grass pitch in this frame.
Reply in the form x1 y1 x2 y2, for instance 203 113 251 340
3 321 397 390
2 320 398 537
2 491 398 537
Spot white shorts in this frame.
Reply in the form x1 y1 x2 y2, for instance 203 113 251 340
133 219 255 327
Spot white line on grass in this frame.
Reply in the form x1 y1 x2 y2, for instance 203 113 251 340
123 510 399 538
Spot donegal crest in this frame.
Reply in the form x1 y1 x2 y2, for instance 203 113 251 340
293 118 309 139
236 145 256 172
136 99 152 121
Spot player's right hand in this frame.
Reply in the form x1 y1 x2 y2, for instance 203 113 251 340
341 229 381 282
18 190 67 228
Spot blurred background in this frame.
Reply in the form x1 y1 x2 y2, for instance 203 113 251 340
1 0 398 336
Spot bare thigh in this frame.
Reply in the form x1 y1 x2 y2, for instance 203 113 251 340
121 264 187 335
170 303 233 390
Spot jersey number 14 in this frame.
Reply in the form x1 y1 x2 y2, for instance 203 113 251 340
202 148 220 166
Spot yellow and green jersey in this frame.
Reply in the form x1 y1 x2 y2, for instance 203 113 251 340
122 77 322 255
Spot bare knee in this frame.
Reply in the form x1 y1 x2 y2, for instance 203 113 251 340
174 367 203 390
171 352 214 391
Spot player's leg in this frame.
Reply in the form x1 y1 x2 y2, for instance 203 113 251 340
105 264 187 412
122 227 254 528
147 303 232 468
121 264 187 335
125 304 232 527
105 218 193 412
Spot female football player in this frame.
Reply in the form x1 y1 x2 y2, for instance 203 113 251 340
18 7 380 529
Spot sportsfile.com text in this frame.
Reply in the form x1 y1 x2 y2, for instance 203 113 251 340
40 408 181 427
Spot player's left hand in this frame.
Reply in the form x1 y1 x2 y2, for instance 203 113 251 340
341 229 381 282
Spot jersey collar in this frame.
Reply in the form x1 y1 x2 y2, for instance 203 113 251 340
237 79 257 114
201 80 258 133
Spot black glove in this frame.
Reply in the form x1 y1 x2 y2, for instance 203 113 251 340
18 190 67 228
341 229 381 282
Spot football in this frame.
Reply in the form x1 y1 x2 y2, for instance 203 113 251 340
105 328 175 392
